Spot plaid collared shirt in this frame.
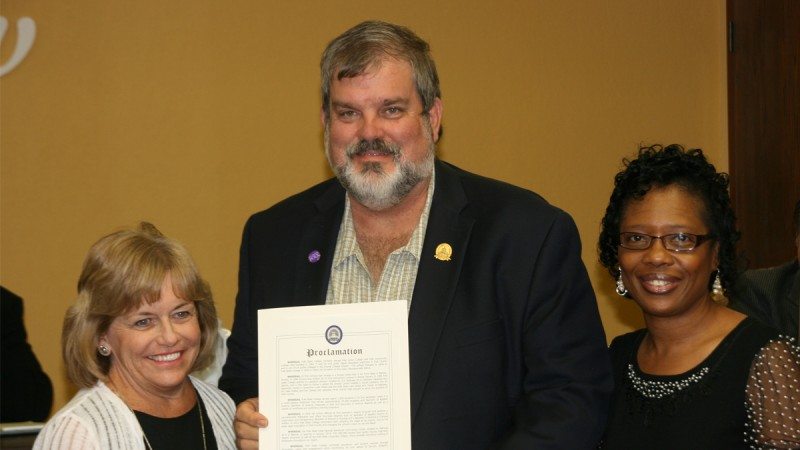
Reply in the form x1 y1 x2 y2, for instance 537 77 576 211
325 169 435 314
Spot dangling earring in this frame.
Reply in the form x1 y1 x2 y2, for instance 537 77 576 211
712 270 723 296
98 344 111 356
711 269 727 304
616 267 628 296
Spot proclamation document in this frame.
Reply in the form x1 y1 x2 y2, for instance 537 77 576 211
258 301 411 450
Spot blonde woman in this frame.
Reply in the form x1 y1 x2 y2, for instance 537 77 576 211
35 223 235 449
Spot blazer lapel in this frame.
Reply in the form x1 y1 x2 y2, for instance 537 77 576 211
408 161 474 423
293 165 475 422
292 180 345 306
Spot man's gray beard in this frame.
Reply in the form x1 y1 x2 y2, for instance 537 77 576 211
324 127 434 211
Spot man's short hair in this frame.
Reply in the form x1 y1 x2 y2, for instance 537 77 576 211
320 20 441 119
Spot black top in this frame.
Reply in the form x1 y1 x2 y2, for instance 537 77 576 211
601 317 799 449
0 286 53 422
134 396 217 450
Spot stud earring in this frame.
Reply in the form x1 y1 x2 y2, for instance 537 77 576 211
616 267 628 296
98 344 111 357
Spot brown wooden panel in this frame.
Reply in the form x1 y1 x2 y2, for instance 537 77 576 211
728 0 800 269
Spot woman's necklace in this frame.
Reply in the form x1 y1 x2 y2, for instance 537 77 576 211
138 399 207 450
107 382 208 450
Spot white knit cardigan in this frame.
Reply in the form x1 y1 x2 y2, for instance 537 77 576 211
33 376 236 449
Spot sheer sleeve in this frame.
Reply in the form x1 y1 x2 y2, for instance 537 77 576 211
745 338 800 449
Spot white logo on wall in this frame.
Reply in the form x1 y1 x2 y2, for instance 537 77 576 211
0 16 36 77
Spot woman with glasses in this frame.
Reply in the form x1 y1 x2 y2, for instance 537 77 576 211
597 145 798 449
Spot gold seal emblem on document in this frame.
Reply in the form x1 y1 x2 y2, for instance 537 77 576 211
434 243 452 261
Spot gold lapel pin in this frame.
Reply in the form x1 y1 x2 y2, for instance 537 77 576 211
434 243 452 261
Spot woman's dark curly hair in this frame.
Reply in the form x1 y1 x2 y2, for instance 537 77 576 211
598 144 740 294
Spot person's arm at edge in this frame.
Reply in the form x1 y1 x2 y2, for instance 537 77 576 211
1 288 54 422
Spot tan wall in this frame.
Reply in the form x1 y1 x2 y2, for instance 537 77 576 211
1 1 728 414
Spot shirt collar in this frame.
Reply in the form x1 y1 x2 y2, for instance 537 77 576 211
333 167 436 268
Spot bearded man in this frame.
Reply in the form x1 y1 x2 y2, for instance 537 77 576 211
220 20 612 450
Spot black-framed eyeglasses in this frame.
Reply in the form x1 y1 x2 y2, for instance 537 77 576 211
619 232 714 252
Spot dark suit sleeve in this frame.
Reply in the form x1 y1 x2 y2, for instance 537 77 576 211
729 261 800 338
1 287 54 422
500 211 613 449
219 219 259 404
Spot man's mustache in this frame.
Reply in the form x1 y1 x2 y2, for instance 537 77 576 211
347 139 401 158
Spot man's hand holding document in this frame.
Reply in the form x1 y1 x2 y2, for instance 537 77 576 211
258 301 410 449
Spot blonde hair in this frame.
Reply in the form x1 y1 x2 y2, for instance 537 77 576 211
62 222 218 388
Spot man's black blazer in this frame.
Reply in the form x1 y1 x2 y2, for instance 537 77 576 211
730 260 799 339
220 160 612 449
